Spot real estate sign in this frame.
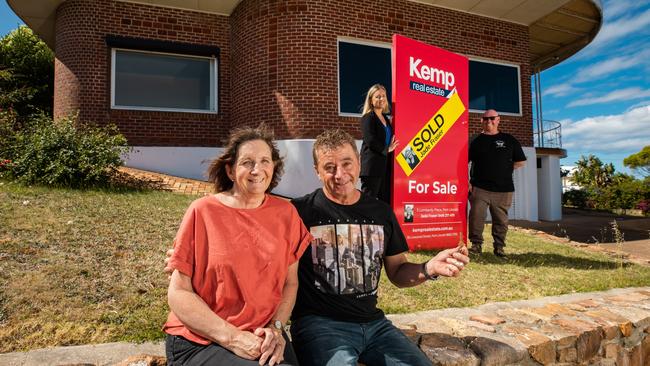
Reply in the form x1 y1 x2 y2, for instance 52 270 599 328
391 34 469 250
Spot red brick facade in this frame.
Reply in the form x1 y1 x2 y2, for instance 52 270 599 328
53 0 533 147
54 0 230 146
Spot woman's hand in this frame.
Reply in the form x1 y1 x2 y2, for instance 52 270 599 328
255 327 285 366
388 136 399 153
226 329 264 360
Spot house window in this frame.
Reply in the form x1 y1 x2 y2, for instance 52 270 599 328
111 49 218 113
338 39 391 116
469 59 521 115
336 40 521 117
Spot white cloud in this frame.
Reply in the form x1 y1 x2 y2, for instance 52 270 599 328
603 0 650 20
567 87 650 107
573 52 649 83
562 104 650 154
584 8 650 52
542 83 580 97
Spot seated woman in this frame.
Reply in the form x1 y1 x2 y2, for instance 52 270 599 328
164 126 312 366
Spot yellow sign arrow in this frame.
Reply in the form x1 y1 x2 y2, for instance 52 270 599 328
396 91 466 176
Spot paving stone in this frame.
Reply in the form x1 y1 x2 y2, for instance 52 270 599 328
605 293 650 303
469 315 505 326
574 299 600 308
496 308 544 325
438 317 496 338
606 306 650 328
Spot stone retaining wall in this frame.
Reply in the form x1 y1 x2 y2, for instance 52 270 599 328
388 287 650 366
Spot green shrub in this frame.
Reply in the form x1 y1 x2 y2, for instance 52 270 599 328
0 113 130 187
594 179 650 210
562 189 590 208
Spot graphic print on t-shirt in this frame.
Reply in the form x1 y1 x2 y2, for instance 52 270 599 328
310 224 384 295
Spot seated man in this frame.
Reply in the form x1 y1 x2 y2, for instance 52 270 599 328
166 129 469 365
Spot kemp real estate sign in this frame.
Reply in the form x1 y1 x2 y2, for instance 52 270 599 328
391 34 469 250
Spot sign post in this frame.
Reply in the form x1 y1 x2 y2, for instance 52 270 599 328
391 35 469 250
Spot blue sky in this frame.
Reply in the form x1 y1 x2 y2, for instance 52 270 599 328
1 1 648 175
537 0 650 175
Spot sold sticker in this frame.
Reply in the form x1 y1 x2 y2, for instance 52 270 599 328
396 90 466 176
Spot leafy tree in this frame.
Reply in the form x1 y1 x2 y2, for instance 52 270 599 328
623 145 650 177
572 154 615 189
0 26 54 116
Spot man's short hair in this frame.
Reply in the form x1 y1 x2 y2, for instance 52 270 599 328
312 129 358 165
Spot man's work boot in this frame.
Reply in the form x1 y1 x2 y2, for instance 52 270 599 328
493 246 507 258
469 244 482 255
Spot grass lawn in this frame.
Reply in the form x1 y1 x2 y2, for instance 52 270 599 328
1 181 649 352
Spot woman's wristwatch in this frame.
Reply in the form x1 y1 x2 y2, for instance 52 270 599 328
421 262 439 281
270 320 283 332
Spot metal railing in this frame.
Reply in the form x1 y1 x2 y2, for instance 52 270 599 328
533 119 562 148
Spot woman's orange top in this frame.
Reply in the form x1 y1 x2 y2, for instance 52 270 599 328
163 194 312 345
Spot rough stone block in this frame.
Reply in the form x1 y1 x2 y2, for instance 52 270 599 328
576 329 603 362
621 321 634 337
605 343 620 359
463 336 527 366
642 335 650 363
539 324 578 348
598 359 617 366
419 333 480 366
502 326 555 365
558 346 577 363
629 344 642 366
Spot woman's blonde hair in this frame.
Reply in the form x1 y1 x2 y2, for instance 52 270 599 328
361 84 389 115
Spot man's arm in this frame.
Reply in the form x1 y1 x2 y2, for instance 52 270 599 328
383 246 469 288
513 160 526 169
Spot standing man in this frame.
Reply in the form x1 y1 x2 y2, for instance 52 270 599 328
468 109 527 258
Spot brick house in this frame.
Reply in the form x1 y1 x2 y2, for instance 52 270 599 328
9 0 602 221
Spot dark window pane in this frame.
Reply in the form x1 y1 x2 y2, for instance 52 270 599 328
469 60 520 114
114 50 214 110
338 42 392 115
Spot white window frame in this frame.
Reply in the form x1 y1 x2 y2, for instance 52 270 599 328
467 56 522 117
110 48 218 114
337 37 392 118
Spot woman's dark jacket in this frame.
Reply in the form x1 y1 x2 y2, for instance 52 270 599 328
360 112 391 177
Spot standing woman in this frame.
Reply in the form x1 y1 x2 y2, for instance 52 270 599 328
360 84 398 203
164 126 312 366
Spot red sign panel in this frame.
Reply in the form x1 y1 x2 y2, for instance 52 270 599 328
391 35 469 250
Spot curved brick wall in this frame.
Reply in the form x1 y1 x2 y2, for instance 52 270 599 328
54 0 231 146
53 0 532 146
230 0 532 144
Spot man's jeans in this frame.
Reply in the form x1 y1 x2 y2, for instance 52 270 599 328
468 187 513 248
290 315 432 366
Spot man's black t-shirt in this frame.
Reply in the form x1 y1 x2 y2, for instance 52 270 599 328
469 132 526 192
290 189 409 323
